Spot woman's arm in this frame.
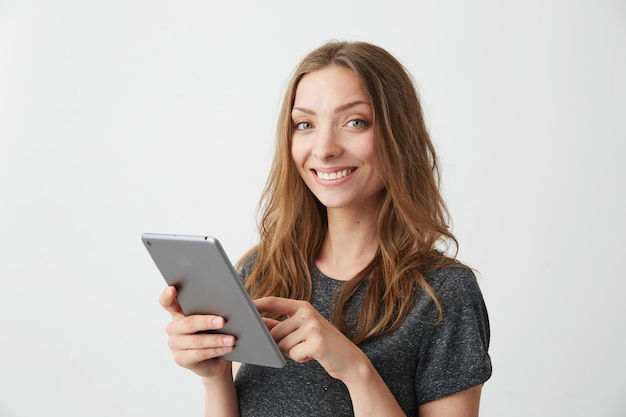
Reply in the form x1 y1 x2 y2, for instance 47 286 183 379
339 351 408 416
344 362 483 417
201 373 240 417
418 385 483 417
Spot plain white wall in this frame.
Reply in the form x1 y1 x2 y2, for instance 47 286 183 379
1 1 625 416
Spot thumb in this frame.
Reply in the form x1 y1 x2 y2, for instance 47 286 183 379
159 286 184 317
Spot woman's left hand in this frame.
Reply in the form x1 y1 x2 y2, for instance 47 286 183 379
254 296 368 382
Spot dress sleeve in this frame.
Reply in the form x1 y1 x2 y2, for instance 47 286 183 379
415 267 492 404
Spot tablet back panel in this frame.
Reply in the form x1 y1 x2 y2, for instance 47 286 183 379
142 233 286 368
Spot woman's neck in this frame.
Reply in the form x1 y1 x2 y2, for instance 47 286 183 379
315 208 379 281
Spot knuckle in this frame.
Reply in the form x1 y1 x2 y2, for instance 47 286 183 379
180 320 194 334
172 351 187 367
299 309 315 321
165 320 177 335
191 347 218 363
180 317 199 334
167 336 176 350
192 334 205 348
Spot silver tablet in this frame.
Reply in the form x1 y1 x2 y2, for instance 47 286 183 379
142 233 286 368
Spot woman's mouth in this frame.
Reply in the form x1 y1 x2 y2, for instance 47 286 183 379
315 169 353 181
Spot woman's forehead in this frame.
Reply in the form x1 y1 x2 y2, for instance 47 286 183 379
293 66 369 109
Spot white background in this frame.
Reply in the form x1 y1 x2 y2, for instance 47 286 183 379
1 1 625 416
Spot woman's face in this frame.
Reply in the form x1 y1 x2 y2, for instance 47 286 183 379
290 65 385 213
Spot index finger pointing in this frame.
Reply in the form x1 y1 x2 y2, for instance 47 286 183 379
254 296 301 317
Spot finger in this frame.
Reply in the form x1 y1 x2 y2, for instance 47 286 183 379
159 286 184 316
168 314 228 336
280 341 316 364
254 296 302 317
169 332 236 351
266 303 321 341
261 317 282 331
270 313 318 347
173 346 234 368
271 324 317 363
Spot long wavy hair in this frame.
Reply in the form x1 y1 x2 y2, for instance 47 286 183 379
237 40 458 344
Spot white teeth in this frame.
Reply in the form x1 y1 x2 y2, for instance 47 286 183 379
317 169 352 181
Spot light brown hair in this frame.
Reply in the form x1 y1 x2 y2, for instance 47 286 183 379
238 40 457 343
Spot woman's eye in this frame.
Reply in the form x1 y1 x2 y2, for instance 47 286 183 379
346 119 367 128
294 121 313 130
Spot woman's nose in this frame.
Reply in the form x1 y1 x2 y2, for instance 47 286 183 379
312 127 341 161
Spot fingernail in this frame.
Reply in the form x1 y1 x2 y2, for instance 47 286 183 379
223 336 235 346
213 317 224 328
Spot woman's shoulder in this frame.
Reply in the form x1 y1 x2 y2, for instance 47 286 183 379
422 263 488 313
426 263 481 293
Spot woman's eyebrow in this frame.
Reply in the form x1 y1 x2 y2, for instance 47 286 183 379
292 106 316 116
292 100 370 116
334 100 370 114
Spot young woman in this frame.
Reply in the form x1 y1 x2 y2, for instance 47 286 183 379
159 41 492 416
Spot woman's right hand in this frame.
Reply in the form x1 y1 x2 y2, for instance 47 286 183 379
159 286 236 379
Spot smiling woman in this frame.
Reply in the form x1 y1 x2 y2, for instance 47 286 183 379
158 40 492 417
